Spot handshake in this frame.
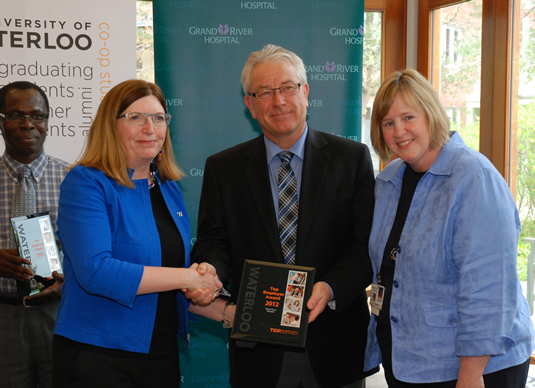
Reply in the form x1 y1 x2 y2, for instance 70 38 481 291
183 262 236 328
183 262 224 306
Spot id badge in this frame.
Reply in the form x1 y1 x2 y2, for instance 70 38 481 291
369 283 385 316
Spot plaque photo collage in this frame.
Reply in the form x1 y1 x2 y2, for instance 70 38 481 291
281 270 308 328
39 217 61 273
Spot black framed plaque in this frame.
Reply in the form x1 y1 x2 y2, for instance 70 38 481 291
231 260 315 347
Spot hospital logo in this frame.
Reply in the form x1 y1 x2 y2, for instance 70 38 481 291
189 24 253 44
306 61 359 81
330 26 364 45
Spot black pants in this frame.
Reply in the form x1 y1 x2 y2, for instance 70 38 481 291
276 349 366 388
382 356 530 388
53 335 181 388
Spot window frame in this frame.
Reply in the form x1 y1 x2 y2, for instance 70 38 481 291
365 0 408 169
417 0 519 185
365 0 408 80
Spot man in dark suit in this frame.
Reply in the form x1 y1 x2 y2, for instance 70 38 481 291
190 44 377 388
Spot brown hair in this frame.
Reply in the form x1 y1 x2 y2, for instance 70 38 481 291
370 69 450 162
74 79 183 187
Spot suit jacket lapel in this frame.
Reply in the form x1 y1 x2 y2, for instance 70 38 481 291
297 128 330 259
242 136 285 263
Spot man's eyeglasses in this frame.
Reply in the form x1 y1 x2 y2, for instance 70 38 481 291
249 82 302 101
117 112 172 126
0 112 49 123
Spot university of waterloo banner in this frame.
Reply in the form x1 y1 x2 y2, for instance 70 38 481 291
154 1 364 386
0 0 136 163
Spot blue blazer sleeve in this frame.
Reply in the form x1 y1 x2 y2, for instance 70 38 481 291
58 166 144 308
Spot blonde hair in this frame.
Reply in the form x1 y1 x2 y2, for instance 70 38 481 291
74 79 184 188
370 69 450 162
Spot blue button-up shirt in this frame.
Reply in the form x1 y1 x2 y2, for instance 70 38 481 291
265 124 307 216
364 132 534 382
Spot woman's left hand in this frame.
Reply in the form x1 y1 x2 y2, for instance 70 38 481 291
456 356 490 388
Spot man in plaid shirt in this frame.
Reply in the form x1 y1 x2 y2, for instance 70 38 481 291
0 81 69 388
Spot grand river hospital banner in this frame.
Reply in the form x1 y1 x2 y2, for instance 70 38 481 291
154 1 365 386
0 0 136 163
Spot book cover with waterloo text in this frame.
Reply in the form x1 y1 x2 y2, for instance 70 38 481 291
231 260 315 347
11 212 62 281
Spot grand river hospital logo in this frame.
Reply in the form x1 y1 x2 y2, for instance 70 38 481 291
189 23 252 44
330 25 364 45
306 60 359 81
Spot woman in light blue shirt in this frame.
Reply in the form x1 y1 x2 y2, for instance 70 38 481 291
364 69 534 387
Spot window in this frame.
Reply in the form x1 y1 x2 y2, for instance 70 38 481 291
364 0 408 174
512 0 535 289
137 1 155 82
420 0 535 299
443 25 463 65
362 11 383 175
432 0 482 152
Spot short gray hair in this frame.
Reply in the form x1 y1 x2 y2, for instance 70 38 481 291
240 44 307 94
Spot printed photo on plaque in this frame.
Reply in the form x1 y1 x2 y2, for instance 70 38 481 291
231 260 315 347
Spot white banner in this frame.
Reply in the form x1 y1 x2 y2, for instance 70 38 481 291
0 0 136 163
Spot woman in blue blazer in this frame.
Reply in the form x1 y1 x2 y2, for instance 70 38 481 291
53 80 226 387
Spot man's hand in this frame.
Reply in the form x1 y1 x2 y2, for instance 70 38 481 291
26 271 64 300
184 262 222 306
307 281 332 323
0 248 33 281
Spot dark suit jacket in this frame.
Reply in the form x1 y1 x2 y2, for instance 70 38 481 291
192 127 377 387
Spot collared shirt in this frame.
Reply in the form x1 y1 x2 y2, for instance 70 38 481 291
364 132 534 382
0 152 69 293
265 124 307 218
264 124 335 304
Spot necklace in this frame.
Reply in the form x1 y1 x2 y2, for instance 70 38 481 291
148 171 156 189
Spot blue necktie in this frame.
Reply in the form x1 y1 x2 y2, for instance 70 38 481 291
278 151 298 265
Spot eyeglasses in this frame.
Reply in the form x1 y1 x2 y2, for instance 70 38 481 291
249 82 302 101
0 112 49 123
117 112 171 126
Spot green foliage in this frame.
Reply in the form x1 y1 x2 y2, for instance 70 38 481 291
362 12 383 126
362 12 382 99
516 101 535 224
517 241 529 281
516 101 535 280
519 7 535 85
450 119 479 151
